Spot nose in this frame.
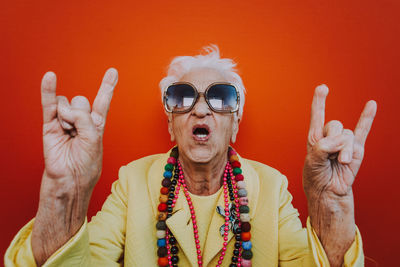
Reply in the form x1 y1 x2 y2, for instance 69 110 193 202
191 93 211 117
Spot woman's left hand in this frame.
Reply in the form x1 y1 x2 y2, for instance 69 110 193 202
302 84 377 266
303 84 377 201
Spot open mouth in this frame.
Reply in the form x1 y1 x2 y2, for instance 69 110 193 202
192 125 211 141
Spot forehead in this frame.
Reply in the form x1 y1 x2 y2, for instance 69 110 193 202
179 67 231 91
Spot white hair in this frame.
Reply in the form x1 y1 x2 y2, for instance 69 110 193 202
159 45 246 118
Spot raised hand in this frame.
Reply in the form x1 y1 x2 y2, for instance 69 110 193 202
32 68 118 266
41 68 118 186
303 84 377 197
302 84 377 266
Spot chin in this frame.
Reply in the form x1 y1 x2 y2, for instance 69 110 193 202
185 146 215 164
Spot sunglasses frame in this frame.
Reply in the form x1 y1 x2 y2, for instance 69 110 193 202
163 82 240 114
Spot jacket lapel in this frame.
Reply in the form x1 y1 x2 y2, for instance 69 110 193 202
202 190 234 266
165 191 198 266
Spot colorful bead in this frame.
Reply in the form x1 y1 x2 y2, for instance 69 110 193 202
242 250 253 260
157 238 166 247
156 221 166 230
241 222 251 232
157 246 168 257
159 194 168 203
240 213 251 222
241 259 252 267
171 245 179 254
170 148 179 158
229 155 239 162
242 241 252 250
158 203 167 212
157 257 169 266
238 189 247 197
233 167 242 175
228 148 237 156
165 163 174 171
163 171 172 179
235 174 244 181
231 161 241 168
239 197 249 206
161 178 171 187
167 157 176 165
237 181 246 189
156 230 166 238
157 212 167 220
160 187 169 195
239 205 250 213
241 232 251 241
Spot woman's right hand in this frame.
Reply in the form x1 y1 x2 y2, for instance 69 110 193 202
41 68 118 190
32 68 118 265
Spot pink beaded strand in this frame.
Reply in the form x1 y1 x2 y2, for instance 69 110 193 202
176 161 231 267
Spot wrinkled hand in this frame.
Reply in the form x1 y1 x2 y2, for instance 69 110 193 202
303 85 377 199
41 68 118 189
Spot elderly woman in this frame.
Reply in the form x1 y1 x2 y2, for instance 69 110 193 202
5 46 376 267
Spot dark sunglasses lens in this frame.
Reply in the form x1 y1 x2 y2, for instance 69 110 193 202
165 84 196 112
207 84 238 112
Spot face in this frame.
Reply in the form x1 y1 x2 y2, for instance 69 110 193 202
167 67 240 164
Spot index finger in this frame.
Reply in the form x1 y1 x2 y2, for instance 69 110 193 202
308 84 329 142
92 68 118 125
354 100 377 146
41 71 57 123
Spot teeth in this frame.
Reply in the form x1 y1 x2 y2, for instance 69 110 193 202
196 134 207 138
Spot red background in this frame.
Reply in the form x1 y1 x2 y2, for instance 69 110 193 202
1 0 399 266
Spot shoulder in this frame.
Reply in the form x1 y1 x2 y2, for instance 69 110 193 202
116 153 168 187
124 153 166 171
240 157 290 198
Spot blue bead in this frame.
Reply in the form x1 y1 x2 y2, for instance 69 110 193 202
163 171 172 179
157 238 166 247
242 241 252 250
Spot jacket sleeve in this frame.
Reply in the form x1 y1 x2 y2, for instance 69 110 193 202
4 166 129 267
278 175 364 267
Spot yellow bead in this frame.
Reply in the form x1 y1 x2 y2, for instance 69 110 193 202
157 212 167 220
159 194 168 203
230 155 239 162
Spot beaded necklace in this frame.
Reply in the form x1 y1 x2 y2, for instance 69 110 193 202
156 147 253 267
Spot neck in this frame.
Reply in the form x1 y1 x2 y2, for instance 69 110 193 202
178 149 229 196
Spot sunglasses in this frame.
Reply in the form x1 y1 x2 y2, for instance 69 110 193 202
163 82 240 113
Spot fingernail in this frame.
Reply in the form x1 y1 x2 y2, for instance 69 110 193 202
341 153 350 163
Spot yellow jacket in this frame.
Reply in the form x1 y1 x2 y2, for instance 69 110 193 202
5 152 363 266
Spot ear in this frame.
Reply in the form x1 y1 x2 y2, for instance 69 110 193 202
231 116 240 143
167 114 175 142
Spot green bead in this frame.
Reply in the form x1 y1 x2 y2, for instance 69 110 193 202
239 205 250 213
242 250 253 260
233 168 242 175
165 163 174 171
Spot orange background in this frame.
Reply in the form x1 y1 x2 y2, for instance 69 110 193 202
1 0 399 265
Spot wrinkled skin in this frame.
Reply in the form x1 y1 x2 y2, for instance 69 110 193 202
32 69 118 266
303 84 377 266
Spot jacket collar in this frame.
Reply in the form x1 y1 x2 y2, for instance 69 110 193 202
148 149 260 266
